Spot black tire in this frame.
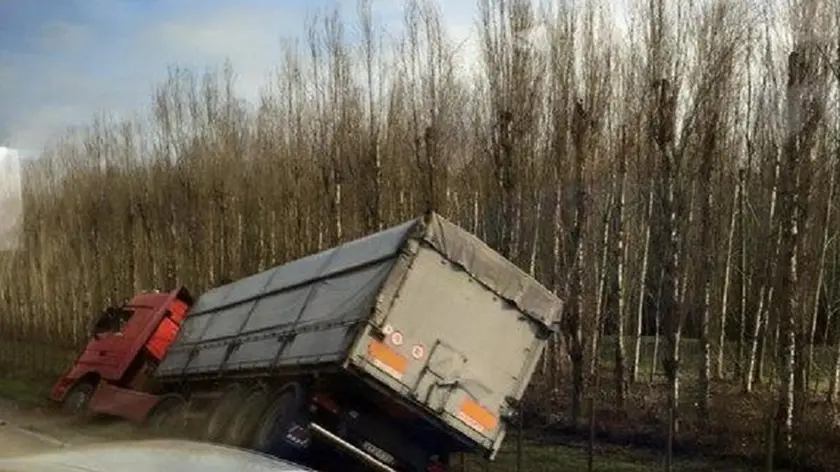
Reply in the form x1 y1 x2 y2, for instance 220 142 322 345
221 386 271 447
250 382 307 454
145 394 188 434
204 383 247 442
61 381 95 415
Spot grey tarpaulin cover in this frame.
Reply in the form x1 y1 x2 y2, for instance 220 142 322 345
154 212 563 379
418 213 562 328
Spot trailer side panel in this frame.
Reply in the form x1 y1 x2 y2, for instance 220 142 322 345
155 220 416 379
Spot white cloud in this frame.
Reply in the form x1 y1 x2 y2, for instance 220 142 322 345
0 146 23 251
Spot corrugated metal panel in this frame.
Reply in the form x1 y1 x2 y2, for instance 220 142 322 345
155 220 416 378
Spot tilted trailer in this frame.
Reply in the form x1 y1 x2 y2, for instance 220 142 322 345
49 212 563 472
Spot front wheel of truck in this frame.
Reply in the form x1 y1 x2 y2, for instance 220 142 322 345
61 381 95 415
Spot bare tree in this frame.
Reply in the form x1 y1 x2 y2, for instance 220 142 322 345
613 128 629 405
5 1 840 468
773 19 829 451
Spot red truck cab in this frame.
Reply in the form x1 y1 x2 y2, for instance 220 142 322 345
50 287 193 421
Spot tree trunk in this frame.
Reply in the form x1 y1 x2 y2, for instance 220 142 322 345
651 268 665 384
745 147 781 393
830 317 840 402
698 145 715 421
807 154 836 391
774 43 825 456
563 99 591 426
661 164 682 432
717 169 741 379
590 190 614 378
614 140 629 407
528 187 543 277
551 173 565 392
738 163 749 379
632 182 654 383
652 75 682 433
829 244 840 401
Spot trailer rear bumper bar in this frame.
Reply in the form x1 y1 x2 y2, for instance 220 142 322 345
308 422 397 472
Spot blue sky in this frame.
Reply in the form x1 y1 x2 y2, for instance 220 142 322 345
0 0 478 155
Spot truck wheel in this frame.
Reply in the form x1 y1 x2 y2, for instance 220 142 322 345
204 383 246 442
250 382 307 454
145 394 188 435
222 386 271 447
61 381 95 415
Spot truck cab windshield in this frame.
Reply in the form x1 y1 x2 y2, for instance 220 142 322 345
92 306 133 336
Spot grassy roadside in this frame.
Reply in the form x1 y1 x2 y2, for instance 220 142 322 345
0 376 53 408
0 376 757 472
465 443 755 471
0 334 778 471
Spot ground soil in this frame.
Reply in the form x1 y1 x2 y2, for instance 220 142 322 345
0 397 149 458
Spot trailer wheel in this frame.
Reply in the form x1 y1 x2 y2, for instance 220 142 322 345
221 386 271 447
204 383 247 442
61 381 95 416
250 382 307 454
145 394 188 435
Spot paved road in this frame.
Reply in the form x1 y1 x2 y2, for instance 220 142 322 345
0 399 145 461
0 420 60 458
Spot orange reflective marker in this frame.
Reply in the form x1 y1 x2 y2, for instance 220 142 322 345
367 340 408 380
457 398 498 433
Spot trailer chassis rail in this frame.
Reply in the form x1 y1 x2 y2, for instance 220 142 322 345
309 422 397 472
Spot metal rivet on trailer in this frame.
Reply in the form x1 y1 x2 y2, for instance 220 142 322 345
382 324 394 336
411 344 425 360
390 331 404 346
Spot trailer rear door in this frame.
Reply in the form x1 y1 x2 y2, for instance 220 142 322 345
349 245 550 454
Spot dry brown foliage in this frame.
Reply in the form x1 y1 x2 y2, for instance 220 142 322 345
3 0 840 469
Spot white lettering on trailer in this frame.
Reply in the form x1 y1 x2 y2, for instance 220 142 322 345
411 344 425 360
361 441 397 466
285 424 312 448
390 331 404 346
